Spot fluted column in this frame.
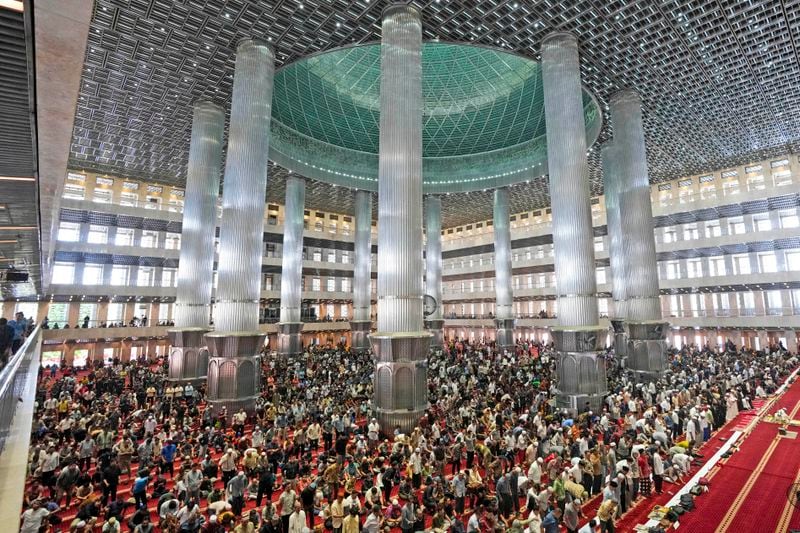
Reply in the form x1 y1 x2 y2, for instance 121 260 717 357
602 142 627 364
424 196 444 348
205 39 273 416
168 101 224 383
276 176 306 357
350 190 373 353
493 187 515 351
542 32 607 413
370 4 430 435
611 89 667 381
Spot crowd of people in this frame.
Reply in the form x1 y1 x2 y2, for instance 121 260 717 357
19 335 798 533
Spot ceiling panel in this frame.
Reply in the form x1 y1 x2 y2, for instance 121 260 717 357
68 0 800 227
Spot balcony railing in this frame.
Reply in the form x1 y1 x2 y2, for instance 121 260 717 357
666 307 799 319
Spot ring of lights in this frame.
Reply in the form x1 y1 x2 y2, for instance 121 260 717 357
269 41 602 194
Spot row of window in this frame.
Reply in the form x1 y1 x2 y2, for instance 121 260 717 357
660 210 799 243
443 250 800 294
444 289 800 319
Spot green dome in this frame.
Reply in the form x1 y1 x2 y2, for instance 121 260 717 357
269 41 602 193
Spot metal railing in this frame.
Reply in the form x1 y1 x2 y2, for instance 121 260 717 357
0 325 41 455
666 306 800 319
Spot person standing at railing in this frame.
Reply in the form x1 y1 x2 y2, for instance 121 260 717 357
0 317 13 365
7 311 26 355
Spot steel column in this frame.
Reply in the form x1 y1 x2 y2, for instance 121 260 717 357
277 176 306 357
350 190 373 353
370 4 430 435
424 196 444 348
610 89 667 381
493 187 515 350
541 32 607 413
205 39 273 416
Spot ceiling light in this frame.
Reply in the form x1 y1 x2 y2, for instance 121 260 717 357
0 176 35 181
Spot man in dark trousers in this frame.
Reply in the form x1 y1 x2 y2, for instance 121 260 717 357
102 459 121 505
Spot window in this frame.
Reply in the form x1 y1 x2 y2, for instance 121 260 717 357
699 176 717 200
326 278 336 292
780 210 799 229
93 188 113 204
704 221 722 238
658 184 673 206
140 230 158 248
82 264 104 285
120 192 138 207
167 199 184 212
312 250 322 262
341 251 349 264
687 259 702 278
262 274 273 291
721 173 740 196
165 233 181 250
678 180 694 204
787 251 800 271
341 278 350 292
161 268 177 287
595 268 606 285
328 221 337 234
737 292 755 315
137 267 154 287
770 159 792 187
758 252 777 273
110 266 128 286
327 251 336 263
87 224 108 244
745 165 765 191
733 254 751 275
314 220 323 232
144 196 161 210
665 261 680 280
683 223 699 241
57 221 80 242
728 217 746 235
78 303 97 323
340 304 349 318
115 228 135 246
765 290 783 314
708 256 726 276
663 227 677 243
52 262 74 284
312 278 321 291
159 303 172 322
63 183 85 200
598 298 608 316
594 236 604 252
46 303 68 327
753 215 771 232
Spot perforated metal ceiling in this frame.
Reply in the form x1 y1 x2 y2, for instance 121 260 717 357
69 0 800 227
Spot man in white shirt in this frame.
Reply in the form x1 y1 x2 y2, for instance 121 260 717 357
467 507 482 532
363 505 383 533
20 500 50 533
653 449 665 494
367 418 380 450
288 502 307 533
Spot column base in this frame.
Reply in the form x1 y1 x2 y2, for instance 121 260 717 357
276 322 304 357
167 327 211 382
551 326 608 415
349 320 372 354
494 318 516 351
204 331 265 419
424 319 445 350
625 321 668 381
610 319 627 367
370 331 432 436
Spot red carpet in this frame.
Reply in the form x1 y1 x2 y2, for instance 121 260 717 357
676 375 800 533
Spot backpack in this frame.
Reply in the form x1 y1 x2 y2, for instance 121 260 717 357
679 493 695 511
690 485 703 496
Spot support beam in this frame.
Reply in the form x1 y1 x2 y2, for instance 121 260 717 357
276 176 306 357
602 142 627 365
541 32 607 413
370 4 430 435
205 39 273 416
168 101 224 383
425 196 444 349
493 187 515 351
350 190 373 353
610 89 667 381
